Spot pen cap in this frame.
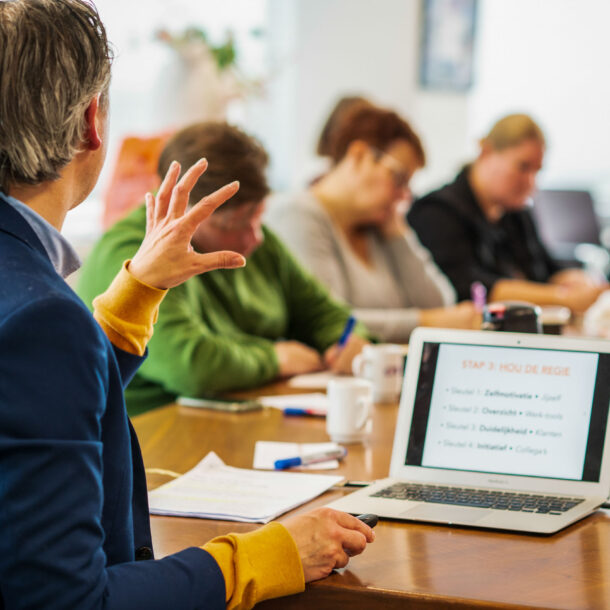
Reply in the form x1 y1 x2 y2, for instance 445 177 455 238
274 457 302 469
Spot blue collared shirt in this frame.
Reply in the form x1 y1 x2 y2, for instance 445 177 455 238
4 195 81 278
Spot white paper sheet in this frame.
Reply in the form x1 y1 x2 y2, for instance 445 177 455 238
260 392 329 414
253 441 341 470
287 371 347 389
148 452 343 523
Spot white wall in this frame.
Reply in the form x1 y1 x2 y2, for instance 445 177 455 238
470 0 610 213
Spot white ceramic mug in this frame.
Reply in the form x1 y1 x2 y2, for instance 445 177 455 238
326 378 373 444
352 343 405 403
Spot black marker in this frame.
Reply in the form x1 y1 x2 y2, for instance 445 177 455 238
357 513 378 528
344 481 371 488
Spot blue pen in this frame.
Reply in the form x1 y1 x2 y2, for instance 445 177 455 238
337 315 356 348
284 407 326 417
274 447 347 470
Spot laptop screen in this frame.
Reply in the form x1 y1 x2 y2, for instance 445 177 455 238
405 342 610 482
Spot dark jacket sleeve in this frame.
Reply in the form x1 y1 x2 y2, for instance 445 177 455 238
0 296 225 609
111 342 147 388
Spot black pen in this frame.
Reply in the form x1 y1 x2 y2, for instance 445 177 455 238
330 480 372 491
357 513 379 528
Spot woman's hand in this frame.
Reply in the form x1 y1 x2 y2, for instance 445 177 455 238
550 268 604 289
274 341 325 377
129 159 246 290
324 334 369 374
379 199 410 239
419 301 481 329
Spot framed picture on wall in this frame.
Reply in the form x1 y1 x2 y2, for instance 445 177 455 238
419 0 478 91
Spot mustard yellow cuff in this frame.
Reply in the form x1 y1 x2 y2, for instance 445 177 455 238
204 522 304 609
237 522 305 602
92 260 167 356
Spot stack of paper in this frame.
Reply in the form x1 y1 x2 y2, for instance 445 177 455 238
253 441 342 470
260 392 329 414
287 371 346 389
148 452 343 523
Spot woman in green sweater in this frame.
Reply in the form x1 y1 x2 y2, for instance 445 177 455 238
78 122 368 415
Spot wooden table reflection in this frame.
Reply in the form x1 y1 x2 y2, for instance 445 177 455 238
133 381 610 609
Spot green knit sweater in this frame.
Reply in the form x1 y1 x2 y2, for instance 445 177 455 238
77 205 361 415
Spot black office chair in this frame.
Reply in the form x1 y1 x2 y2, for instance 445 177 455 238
531 189 609 278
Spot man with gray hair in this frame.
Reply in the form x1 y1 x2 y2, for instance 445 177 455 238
0 2 374 608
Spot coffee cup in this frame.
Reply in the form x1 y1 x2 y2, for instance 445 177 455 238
351 343 405 403
326 378 373 444
540 305 571 335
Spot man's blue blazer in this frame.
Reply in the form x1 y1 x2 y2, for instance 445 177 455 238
0 194 225 609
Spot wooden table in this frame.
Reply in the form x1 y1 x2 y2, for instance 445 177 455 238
133 382 610 609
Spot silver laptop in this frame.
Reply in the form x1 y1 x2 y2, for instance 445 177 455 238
328 328 610 534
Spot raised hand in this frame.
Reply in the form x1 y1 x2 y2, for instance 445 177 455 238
129 159 246 290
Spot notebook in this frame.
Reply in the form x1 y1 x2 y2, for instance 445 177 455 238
328 328 610 534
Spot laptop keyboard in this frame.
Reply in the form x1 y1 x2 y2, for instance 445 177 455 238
370 482 584 515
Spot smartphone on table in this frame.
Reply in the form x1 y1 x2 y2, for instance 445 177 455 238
176 395 263 413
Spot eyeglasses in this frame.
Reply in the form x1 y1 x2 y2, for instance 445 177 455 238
208 202 264 232
370 147 411 190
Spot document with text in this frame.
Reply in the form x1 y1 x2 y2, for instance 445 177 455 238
148 452 343 523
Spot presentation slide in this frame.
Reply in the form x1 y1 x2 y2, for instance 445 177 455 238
421 344 599 480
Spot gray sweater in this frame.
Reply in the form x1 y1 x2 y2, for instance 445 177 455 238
266 191 456 341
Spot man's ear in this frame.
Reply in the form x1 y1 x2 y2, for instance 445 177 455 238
83 94 103 151
478 138 494 160
345 140 370 166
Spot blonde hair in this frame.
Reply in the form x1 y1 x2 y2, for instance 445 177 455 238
482 114 545 151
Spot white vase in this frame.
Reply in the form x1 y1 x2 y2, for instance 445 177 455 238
152 41 242 129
